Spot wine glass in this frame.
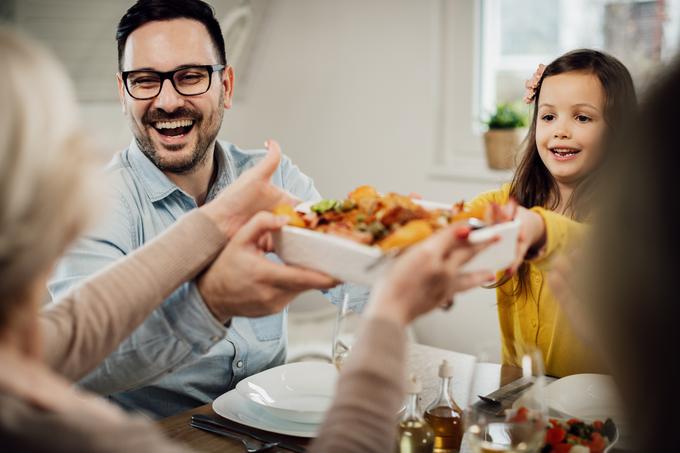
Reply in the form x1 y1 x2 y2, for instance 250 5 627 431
464 348 547 453
331 285 365 370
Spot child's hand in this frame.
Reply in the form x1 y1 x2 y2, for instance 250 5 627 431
508 207 546 274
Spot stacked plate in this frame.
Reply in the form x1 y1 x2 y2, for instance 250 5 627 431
545 373 627 452
545 373 625 422
212 362 338 437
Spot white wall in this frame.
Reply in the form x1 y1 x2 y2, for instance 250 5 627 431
76 0 502 361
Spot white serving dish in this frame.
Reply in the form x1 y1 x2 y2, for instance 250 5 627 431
235 362 338 424
273 200 520 286
213 389 318 437
545 373 625 422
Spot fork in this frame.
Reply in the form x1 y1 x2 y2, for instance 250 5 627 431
191 420 278 452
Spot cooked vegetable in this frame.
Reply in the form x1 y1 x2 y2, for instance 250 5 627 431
377 220 433 251
272 204 306 227
273 185 505 252
311 199 339 214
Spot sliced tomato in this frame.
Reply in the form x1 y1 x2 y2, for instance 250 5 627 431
510 406 529 423
589 432 606 453
546 427 567 445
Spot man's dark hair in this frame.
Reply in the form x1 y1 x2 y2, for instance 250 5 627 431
116 0 227 71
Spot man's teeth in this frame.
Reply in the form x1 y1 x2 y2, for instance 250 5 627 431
154 119 194 129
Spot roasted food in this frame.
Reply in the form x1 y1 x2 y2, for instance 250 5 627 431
274 185 494 251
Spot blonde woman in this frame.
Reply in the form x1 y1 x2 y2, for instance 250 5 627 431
0 27 494 452
0 26 339 451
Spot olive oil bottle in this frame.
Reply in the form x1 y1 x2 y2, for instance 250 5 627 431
424 360 464 452
397 374 435 453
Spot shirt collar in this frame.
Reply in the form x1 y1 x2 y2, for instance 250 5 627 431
207 141 237 202
128 139 237 203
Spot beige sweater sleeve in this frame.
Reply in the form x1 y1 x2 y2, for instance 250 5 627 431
309 317 406 453
39 210 226 381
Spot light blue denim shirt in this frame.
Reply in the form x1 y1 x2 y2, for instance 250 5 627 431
48 140 365 418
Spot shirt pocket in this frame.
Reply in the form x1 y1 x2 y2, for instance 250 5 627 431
249 312 284 341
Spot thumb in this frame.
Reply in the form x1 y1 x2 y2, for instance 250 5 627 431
245 139 282 182
231 211 287 246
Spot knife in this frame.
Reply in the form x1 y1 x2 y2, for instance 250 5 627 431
191 414 307 453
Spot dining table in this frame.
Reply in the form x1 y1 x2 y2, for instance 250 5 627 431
158 342 523 453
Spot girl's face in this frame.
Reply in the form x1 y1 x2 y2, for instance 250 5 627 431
535 71 607 187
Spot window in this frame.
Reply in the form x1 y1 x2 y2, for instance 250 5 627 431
480 0 680 113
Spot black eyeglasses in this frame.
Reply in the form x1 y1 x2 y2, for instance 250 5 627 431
121 64 225 100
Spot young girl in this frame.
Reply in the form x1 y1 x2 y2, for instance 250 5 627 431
469 49 636 377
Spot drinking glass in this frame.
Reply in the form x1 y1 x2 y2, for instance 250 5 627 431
331 286 365 370
464 348 547 453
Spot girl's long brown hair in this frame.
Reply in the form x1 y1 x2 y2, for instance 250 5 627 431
500 49 636 296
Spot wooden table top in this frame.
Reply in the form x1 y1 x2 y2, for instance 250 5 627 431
158 343 520 453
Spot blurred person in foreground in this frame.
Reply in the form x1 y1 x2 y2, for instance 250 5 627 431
0 27 496 452
548 57 680 452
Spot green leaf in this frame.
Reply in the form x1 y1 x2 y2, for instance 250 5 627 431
311 199 339 213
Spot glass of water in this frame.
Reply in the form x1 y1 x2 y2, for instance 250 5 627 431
331 286 364 371
465 348 547 453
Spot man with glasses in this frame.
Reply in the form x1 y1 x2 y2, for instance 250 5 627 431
49 0 363 418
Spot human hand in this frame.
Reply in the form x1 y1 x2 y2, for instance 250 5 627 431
364 224 497 326
197 211 338 323
200 139 299 238
479 201 545 276
507 206 547 274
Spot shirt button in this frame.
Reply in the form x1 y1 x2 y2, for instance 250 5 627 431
210 335 220 342
236 360 244 368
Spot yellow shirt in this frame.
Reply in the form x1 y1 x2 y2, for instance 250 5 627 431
469 184 603 377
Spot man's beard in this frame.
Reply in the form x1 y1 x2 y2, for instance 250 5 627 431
134 100 223 175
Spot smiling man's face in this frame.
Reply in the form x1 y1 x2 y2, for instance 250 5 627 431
117 18 233 174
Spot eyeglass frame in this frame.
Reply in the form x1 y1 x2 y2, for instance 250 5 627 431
120 64 226 100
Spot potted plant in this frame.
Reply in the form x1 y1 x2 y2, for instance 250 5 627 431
483 103 528 170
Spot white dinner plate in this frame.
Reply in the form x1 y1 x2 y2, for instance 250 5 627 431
235 362 338 424
212 389 319 438
545 374 624 422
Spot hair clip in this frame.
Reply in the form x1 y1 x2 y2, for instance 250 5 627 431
523 64 546 104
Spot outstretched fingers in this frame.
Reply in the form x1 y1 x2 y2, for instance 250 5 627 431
249 139 281 180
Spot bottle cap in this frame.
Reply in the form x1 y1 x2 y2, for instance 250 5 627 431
438 359 454 378
405 373 422 394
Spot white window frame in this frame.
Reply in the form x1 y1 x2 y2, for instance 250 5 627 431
429 0 513 184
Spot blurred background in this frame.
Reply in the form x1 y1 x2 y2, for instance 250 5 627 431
3 0 679 362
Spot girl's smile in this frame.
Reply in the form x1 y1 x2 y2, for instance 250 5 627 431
549 147 581 161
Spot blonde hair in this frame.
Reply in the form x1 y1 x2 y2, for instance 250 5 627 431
0 27 99 314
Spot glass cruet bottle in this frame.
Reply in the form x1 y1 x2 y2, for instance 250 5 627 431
396 374 435 453
424 360 464 452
